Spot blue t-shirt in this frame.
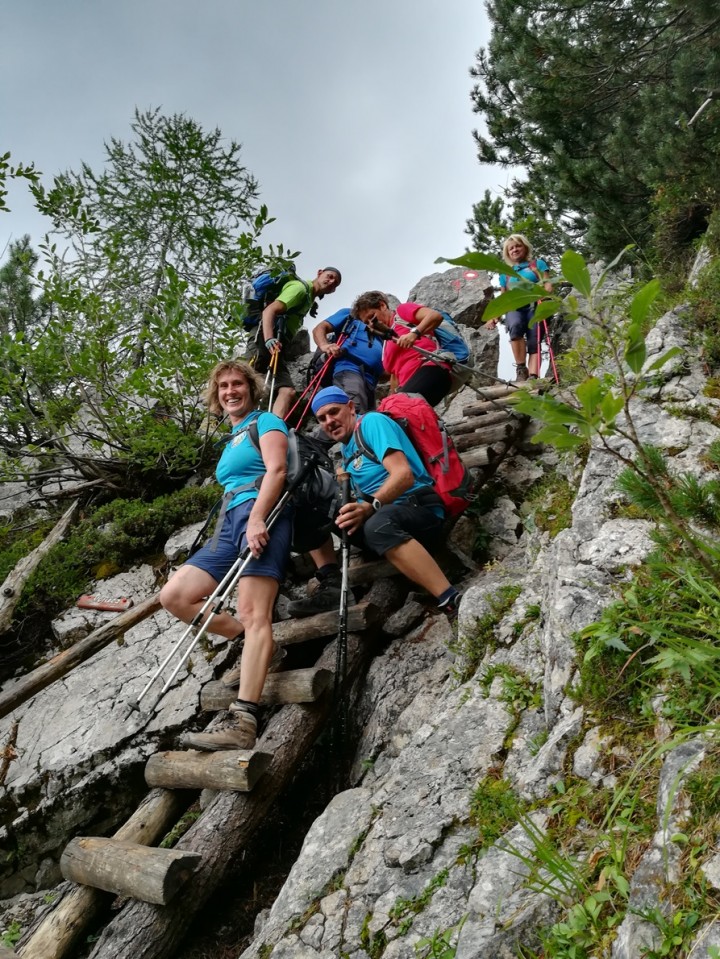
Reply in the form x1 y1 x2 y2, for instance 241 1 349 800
216 411 288 511
325 309 384 386
500 258 549 290
341 412 442 515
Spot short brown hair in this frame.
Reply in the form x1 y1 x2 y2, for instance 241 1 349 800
205 360 265 417
351 290 389 316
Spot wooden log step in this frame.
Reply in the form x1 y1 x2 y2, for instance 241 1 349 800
272 601 379 646
448 409 516 435
347 559 398 585
460 446 495 469
145 749 273 792
461 393 520 416
60 837 201 906
454 423 514 451
201 667 332 711
18 789 191 959
463 383 517 400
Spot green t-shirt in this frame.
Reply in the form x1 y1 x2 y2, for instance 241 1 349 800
276 278 314 338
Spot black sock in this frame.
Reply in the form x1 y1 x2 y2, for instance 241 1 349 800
436 586 460 608
317 563 340 581
234 699 259 719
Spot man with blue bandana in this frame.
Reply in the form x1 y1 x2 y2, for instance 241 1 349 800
287 386 461 619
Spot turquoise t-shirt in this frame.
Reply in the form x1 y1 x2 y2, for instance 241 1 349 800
276 278 314 337
500 258 549 290
216 411 288 511
341 412 443 516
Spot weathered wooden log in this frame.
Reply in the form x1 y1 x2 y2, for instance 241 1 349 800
0 593 162 720
201 667 333 711
461 394 521 416
18 789 189 959
272 601 378 646
145 749 272 791
347 559 397 585
454 424 513 452
462 383 516 400
460 447 495 469
84 635 370 959
60 837 201 906
0 501 80 635
448 410 516 435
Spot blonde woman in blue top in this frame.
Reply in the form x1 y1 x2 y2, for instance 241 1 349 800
487 233 553 382
160 360 290 751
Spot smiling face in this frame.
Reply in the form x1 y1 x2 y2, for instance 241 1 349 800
315 400 356 444
506 239 529 263
217 369 253 425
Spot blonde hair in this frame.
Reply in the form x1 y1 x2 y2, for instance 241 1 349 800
205 360 265 417
501 234 533 266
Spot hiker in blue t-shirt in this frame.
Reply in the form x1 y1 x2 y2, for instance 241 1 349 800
286 386 461 620
487 234 553 382
312 308 384 413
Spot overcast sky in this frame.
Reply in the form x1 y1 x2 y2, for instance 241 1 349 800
2 0 511 322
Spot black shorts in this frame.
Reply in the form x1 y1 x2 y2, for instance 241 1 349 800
355 498 445 556
400 365 452 407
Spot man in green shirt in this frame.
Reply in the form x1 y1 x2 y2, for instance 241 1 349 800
245 266 342 418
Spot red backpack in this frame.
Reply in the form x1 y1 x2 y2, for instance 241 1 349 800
353 393 474 518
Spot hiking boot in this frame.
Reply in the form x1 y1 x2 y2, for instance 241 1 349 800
221 643 287 689
183 705 257 752
437 590 462 623
514 364 529 383
287 570 343 618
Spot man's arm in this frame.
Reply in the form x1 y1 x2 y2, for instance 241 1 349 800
312 319 343 358
262 300 288 350
336 449 414 535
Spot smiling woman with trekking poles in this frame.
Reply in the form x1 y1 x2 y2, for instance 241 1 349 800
486 234 553 383
159 360 291 751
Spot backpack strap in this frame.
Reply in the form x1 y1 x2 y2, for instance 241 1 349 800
342 417 380 470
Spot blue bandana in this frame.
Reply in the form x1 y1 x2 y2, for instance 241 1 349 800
311 386 351 415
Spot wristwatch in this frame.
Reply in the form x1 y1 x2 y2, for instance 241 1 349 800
371 497 383 512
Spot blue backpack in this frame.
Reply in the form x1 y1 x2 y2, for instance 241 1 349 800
242 264 312 330
432 310 471 364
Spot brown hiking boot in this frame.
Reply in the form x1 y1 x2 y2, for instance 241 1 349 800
221 643 286 689
514 364 529 383
183 706 257 752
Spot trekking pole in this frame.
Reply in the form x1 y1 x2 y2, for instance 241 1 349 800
284 333 349 425
332 471 352 783
267 348 279 410
542 317 560 384
128 455 318 714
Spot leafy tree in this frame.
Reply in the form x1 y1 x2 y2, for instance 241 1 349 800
0 111 289 498
469 0 720 263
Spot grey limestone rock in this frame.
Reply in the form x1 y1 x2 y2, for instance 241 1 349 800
408 267 494 329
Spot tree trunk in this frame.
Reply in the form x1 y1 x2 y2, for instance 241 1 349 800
0 501 80 635
0 594 162 720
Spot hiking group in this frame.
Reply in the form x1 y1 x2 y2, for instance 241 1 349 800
159 236 550 751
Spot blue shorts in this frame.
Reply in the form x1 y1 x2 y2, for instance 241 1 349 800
186 499 293 584
505 305 542 355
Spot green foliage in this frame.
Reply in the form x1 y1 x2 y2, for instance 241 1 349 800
0 110 299 498
479 664 541 713
469 0 720 265
1 920 21 947
0 151 40 214
464 186 575 262
467 776 525 851
14 484 219 623
525 474 576 538
159 806 202 848
449 584 521 683
414 919 466 959
389 868 449 935
686 257 720 370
